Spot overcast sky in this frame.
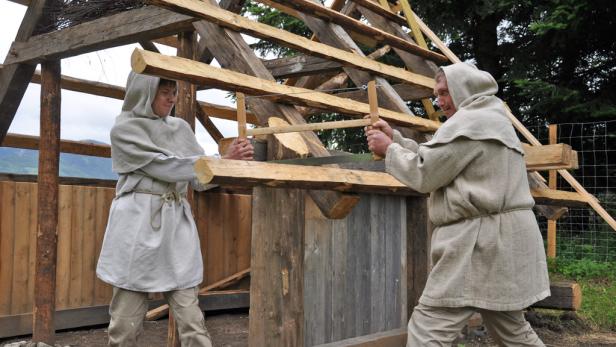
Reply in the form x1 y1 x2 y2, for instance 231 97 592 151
1 2 244 155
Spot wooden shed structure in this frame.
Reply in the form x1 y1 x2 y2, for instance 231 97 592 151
0 0 613 346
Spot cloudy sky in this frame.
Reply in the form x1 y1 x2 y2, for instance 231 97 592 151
1 2 243 155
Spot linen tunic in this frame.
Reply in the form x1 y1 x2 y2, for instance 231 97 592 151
96 72 208 292
385 63 550 311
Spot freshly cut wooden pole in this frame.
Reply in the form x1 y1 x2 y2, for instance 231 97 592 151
130 48 439 131
192 157 592 205
237 92 247 139
246 118 371 136
146 0 436 89
368 80 383 161
194 157 416 195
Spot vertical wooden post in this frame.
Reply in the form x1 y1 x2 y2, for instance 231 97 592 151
367 80 379 125
547 124 558 258
249 187 305 346
167 30 197 347
237 92 247 139
406 196 431 315
32 60 61 344
176 30 197 131
367 80 383 161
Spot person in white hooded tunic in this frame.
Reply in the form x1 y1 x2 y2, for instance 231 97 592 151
365 63 550 346
96 72 253 347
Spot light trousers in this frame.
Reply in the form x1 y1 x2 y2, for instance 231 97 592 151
407 303 545 347
108 286 213 347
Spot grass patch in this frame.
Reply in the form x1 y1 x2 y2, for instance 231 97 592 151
548 257 616 331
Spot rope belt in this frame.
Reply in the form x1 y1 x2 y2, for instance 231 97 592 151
435 207 532 227
116 189 187 230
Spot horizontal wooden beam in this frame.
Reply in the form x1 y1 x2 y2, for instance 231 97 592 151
262 55 342 79
253 0 448 64
531 188 591 207
532 280 582 311
29 70 259 124
190 157 587 204
2 133 111 157
4 6 196 65
246 118 371 136
31 69 125 99
313 328 407 347
131 49 440 131
523 143 578 170
146 0 436 89
0 173 117 187
194 157 420 195
333 83 433 103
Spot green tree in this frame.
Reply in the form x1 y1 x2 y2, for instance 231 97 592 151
411 0 616 124
244 0 615 151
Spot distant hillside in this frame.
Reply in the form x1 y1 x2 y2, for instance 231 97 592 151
0 146 117 180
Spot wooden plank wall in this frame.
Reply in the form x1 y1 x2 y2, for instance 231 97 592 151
304 194 407 346
0 180 251 318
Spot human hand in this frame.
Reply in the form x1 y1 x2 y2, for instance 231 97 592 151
222 137 254 160
366 129 393 158
364 116 393 140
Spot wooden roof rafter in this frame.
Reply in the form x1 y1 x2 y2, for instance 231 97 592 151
144 0 436 90
248 0 448 64
131 48 440 131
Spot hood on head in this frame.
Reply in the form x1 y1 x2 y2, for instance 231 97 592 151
121 71 161 119
441 63 498 110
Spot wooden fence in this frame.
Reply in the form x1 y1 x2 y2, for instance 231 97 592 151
0 179 251 321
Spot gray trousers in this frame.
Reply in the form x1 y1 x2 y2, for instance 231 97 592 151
108 286 212 347
407 303 545 347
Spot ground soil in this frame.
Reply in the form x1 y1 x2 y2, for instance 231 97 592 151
2 309 616 346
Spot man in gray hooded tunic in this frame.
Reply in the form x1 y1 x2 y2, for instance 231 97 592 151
366 62 550 346
96 72 252 346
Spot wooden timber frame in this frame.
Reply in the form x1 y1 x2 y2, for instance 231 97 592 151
0 0 613 345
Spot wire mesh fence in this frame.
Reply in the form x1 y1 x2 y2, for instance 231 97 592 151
526 120 616 262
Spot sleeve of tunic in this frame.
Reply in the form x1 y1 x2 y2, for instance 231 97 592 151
392 129 420 152
139 154 215 191
385 137 484 194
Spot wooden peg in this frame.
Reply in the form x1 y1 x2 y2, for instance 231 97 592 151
237 92 247 139
368 80 379 125
367 80 383 160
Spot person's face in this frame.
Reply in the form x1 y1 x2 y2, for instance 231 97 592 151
152 84 177 117
434 75 456 118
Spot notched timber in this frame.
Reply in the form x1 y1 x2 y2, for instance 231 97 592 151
193 157 422 196
523 143 578 171
131 49 439 131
